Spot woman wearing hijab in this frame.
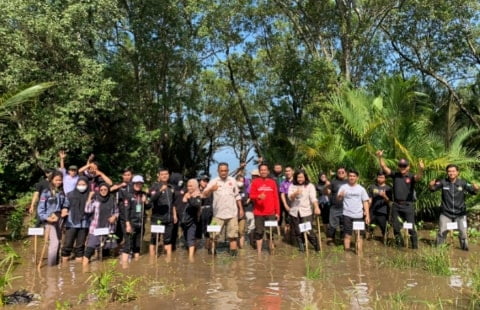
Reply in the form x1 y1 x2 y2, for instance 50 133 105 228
82 183 118 266
37 170 69 266
178 179 202 260
61 176 90 263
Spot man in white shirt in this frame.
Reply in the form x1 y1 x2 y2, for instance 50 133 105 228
337 169 370 253
203 163 244 256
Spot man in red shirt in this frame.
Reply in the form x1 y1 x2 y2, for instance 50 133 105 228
250 163 280 254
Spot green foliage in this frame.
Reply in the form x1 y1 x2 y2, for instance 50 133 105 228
305 259 326 280
6 207 25 240
0 244 21 306
381 246 452 276
85 260 141 304
298 76 479 214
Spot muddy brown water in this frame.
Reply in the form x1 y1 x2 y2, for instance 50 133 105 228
2 232 478 310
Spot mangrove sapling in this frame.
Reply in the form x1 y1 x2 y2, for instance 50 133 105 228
85 260 141 304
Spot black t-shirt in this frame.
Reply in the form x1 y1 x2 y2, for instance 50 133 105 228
35 179 50 194
330 178 347 208
148 182 175 223
367 184 392 214
83 172 105 192
388 172 415 202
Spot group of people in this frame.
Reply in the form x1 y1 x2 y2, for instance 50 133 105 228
30 150 479 267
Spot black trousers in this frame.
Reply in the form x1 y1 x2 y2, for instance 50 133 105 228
61 227 88 258
290 213 319 250
370 212 388 236
392 202 417 242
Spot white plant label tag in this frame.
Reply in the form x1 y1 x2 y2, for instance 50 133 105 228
28 227 44 236
265 221 278 227
207 225 222 233
151 225 165 233
446 222 458 230
403 223 413 229
299 222 312 232
353 221 365 231
94 228 110 236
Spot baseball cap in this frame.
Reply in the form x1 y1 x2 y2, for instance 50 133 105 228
398 158 409 166
68 165 78 171
132 175 144 183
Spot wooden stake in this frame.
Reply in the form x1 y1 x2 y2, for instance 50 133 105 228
304 231 309 257
269 226 274 254
404 228 409 249
316 216 322 252
212 233 216 257
34 235 38 265
37 225 51 270
155 233 159 260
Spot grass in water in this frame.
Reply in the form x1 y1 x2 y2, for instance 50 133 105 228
85 260 141 305
305 259 327 280
381 246 451 276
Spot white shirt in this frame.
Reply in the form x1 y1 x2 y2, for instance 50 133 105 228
338 183 369 218
288 183 317 217
206 176 241 219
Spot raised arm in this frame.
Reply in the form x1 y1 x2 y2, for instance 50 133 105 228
414 160 425 182
59 150 66 170
376 150 391 175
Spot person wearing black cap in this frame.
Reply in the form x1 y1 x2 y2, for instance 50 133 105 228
376 150 424 248
367 171 392 241
429 164 479 250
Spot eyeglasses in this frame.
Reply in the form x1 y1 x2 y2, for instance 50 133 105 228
398 165 408 168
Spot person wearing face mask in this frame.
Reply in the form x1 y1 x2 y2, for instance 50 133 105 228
120 175 148 264
37 170 69 266
61 176 90 263
82 183 119 266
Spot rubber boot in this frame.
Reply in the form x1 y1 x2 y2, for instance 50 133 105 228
460 238 469 251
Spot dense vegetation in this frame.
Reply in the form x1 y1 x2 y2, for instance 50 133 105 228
1 0 479 213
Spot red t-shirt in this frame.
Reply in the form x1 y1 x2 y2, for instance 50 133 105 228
250 177 280 216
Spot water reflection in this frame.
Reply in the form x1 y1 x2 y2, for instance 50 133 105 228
5 240 475 308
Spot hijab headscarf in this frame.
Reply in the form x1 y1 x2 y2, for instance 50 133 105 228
96 183 115 228
66 176 89 224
